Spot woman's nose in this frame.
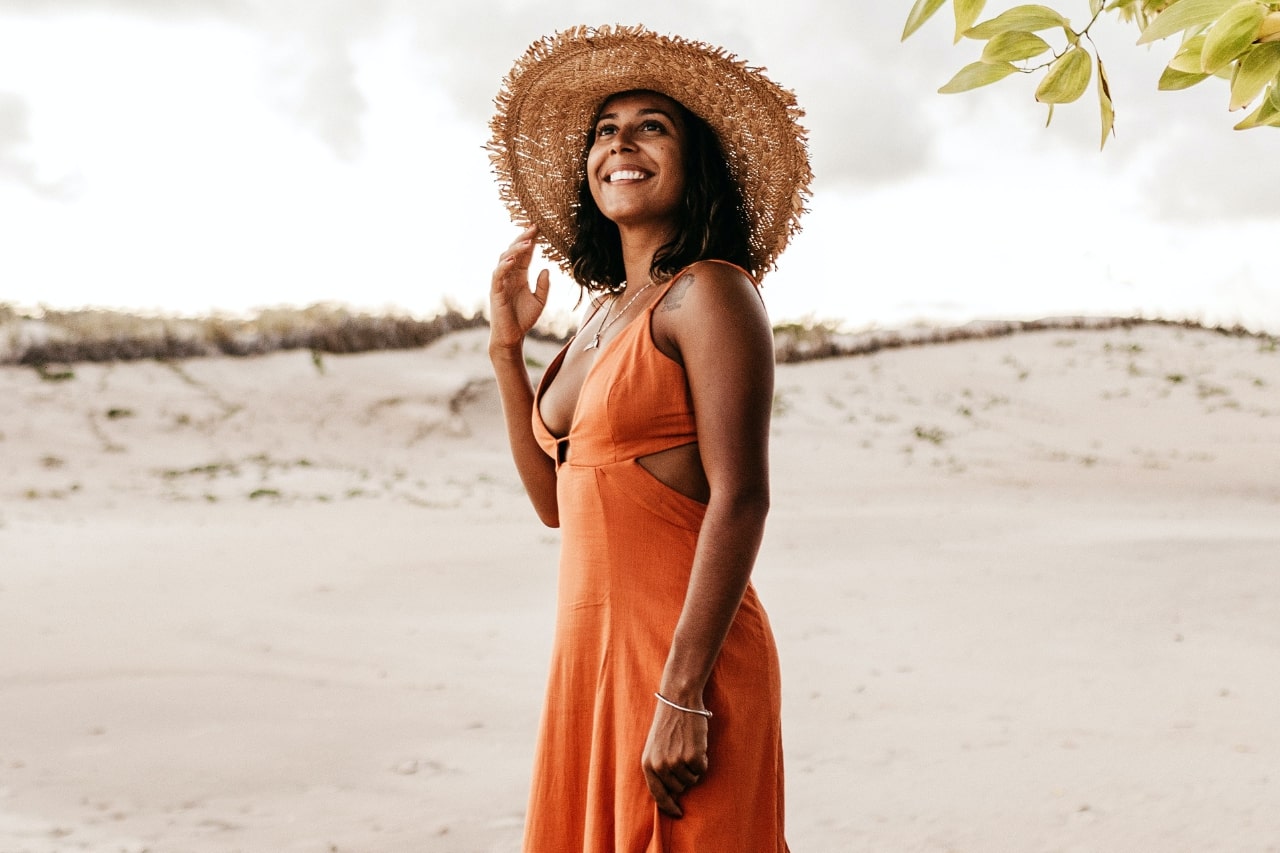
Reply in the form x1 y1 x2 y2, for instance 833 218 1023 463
609 128 635 152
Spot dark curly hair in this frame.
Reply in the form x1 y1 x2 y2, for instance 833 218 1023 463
568 92 753 295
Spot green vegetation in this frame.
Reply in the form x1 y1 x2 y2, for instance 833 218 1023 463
34 363 75 382
903 0 1280 147
914 425 950 444
163 462 240 480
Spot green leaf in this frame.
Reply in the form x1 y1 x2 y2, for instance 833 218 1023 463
1137 0 1239 45
1158 65 1212 89
1045 102 1056 128
1259 11 1280 42
1270 79 1280 109
1036 46 1093 103
1201 2 1267 74
1090 0 1105 16
981 31 1052 62
1233 90 1280 127
1168 35 1208 73
938 60 1020 93
954 0 988 43
1230 43 1280 109
966 5 1068 39
903 0 948 40
1097 56 1116 150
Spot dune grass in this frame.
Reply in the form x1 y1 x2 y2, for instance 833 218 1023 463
2 302 1274 369
770 316 1278 364
0 303 496 367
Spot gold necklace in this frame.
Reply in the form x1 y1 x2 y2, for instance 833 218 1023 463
582 280 656 351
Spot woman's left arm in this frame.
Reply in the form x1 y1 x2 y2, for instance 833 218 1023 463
642 262 774 818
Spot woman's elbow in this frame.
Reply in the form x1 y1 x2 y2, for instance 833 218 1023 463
524 482 559 527
717 483 770 520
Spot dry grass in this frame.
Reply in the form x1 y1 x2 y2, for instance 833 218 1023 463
0 303 500 366
2 302 1275 368
772 316 1279 364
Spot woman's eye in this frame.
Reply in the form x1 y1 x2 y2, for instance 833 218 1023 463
596 124 616 137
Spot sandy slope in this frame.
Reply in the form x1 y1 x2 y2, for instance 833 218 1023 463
1 324 1277 852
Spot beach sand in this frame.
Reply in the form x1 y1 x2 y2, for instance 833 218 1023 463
2 324 1278 852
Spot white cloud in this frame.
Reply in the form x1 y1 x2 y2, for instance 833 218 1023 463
0 90 78 198
0 0 1276 332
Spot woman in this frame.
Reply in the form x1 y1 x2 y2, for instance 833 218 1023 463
486 26 811 852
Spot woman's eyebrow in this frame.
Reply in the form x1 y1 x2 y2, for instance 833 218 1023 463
596 108 675 123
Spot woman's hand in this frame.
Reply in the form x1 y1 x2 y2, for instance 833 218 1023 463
490 225 550 352
641 699 710 819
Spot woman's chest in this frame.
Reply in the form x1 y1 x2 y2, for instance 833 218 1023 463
537 347 595 439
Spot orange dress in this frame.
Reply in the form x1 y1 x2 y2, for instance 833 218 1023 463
526 265 788 852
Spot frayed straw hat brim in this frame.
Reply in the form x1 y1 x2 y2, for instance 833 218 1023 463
489 25 812 279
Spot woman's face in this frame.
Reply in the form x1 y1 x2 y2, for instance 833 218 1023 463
586 91 687 233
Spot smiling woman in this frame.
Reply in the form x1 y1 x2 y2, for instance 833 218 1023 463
571 90 755 295
485 24 811 853
587 93 688 243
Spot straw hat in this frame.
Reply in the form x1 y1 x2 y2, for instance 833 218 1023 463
489 24 812 279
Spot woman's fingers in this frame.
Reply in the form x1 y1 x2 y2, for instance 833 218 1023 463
505 226 537 258
644 767 683 818
494 241 530 275
642 756 707 819
492 228 540 291
644 761 706 819
640 704 710 819
671 764 701 788
533 268 550 303
488 228 549 348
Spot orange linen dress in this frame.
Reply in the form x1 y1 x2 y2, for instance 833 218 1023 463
526 264 788 852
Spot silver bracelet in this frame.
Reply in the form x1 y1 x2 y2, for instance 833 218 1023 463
654 691 713 718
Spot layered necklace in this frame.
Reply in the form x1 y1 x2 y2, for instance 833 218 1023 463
581 280 656 352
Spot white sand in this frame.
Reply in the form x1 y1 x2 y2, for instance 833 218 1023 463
2 324 1278 852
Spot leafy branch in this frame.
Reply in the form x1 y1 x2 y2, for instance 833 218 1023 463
903 0 1280 148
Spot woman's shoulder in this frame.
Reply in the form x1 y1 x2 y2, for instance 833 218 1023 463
671 259 760 290
653 259 770 357
661 260 761 312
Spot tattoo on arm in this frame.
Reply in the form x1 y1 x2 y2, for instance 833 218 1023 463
660 274 694 313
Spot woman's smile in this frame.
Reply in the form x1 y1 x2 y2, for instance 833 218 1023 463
587 91 687 227
603 168 650 183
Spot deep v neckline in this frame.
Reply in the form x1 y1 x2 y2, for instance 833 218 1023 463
535 284 667 442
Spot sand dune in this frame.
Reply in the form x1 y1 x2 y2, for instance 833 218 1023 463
2 324 1278 852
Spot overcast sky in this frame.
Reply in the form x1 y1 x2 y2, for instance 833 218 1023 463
2 1 1277 331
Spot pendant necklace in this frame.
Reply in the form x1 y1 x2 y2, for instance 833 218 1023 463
582 280 656 352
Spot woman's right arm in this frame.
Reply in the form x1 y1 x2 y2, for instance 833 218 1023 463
489 226 559 527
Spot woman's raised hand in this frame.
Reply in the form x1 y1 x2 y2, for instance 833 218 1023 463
490 226 551 352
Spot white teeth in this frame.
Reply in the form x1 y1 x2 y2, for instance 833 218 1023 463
608 170 646 182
